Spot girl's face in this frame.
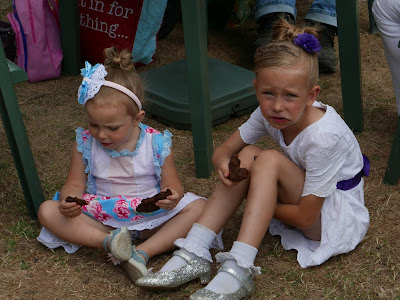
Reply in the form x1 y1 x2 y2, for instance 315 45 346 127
86 103 143 152
253 65 319 133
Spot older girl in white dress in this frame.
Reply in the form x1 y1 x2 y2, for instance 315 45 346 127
136 19 369 299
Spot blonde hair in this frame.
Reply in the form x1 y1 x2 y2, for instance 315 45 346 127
87 47 145 117
254 19 321 88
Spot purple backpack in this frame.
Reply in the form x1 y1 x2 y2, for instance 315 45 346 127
7 0 63 82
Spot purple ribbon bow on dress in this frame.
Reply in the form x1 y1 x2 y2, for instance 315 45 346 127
336 155 370 191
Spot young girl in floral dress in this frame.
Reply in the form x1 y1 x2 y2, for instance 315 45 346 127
37 47 222 284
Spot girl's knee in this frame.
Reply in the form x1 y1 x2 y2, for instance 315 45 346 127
237 145 262 168
253 149 282 166
183 198 207 216
37 200 58 225
250 149 283 176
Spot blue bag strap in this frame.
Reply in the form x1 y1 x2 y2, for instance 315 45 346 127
12 0 28 71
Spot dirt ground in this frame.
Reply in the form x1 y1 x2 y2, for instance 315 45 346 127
1 1 400 299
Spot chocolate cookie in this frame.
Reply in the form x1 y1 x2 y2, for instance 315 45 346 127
227 154 249 182
136 189 172 213
65 196 89 206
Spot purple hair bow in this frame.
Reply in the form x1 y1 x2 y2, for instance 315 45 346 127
294 33 322 53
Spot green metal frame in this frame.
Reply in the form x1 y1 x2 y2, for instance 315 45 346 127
367 0 378 34
383 115 400 185
0 40 44 218
336 0 363 133
180 0 214 177
59 0 81 75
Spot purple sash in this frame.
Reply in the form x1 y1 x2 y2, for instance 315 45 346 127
336 155 370 191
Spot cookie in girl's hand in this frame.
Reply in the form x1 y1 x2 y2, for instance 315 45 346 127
136 189 172 213
65 196 89 206
227 154 249 182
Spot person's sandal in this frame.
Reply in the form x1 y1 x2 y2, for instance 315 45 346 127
122 246 149 283
103 227 132 261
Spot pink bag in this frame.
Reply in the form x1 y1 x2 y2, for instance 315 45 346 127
7 0 63 82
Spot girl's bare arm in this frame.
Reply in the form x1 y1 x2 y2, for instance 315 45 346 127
59 143 87 217
157 151 184 210
274 194 325 229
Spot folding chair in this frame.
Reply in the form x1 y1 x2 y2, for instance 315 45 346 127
0 39 44 218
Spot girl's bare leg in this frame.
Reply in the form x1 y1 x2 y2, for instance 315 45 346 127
135 198 207 258
237 149 308 248
196 145 263 234
136 145 262 257
38 200 112 249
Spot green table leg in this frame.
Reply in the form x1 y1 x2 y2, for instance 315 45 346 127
0 43 45 218
181 0 214 178
383 115 400 185
367 0 378 34
59 0 81 75
336 0 364 133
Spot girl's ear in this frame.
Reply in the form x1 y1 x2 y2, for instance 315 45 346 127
307 85 320 106
134 110 145 125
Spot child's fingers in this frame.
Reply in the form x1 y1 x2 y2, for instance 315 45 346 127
217 169 226 181
157 199 178 210
217 169 237 187
60 201 82 217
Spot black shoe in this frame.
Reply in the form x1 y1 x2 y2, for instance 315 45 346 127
305 20 338 74
254 12 295 51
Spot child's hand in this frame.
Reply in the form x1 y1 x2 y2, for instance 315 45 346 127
155 189 181 210
217 159 239 187
59 198 83 218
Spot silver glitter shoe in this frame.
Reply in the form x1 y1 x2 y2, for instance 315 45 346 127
189 265 254 299
135 249 212 290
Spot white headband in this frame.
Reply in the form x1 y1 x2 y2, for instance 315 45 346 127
78 62 142 110
83 77 142 110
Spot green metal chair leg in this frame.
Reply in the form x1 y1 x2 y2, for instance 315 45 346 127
367 0 378 34
383 115 400 185
59 0 81 75
336 0 364 133
181 0 213 178
0 40 45 218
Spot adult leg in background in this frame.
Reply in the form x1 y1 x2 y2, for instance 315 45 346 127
254 0 296 50
373 0 400 115
305 0 338 73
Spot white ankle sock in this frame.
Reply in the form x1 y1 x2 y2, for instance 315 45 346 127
160 248 195 272
206 241 258 294
160 223 216 272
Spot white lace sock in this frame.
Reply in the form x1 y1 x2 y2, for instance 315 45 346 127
160 223 216 272
206 241 258 294
160 248 196 272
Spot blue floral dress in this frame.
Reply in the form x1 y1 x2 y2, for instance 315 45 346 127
37 123 204 252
